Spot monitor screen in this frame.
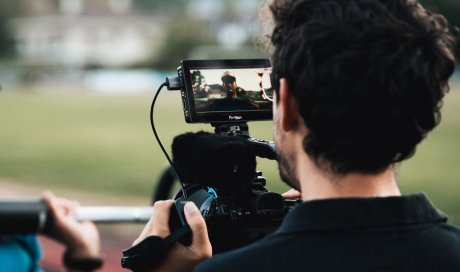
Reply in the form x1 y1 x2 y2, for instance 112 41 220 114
180 59 273 123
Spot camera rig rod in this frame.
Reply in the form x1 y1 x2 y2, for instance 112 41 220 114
76 206 153 223
0 200 154 234
212 122 249 137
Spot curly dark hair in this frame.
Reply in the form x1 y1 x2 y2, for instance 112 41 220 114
269 0 457 174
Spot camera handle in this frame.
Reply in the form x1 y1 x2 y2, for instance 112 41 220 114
121 199 194 271
121 220 191 271
212 122 276 160
212 122 249 137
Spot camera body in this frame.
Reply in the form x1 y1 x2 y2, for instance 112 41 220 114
169 128 297 253
171 173 299 253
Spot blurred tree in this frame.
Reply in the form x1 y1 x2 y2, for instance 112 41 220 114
133 0 187 14
421 0 460 59
0 14 16 58
151 17 216 69
421 0 460 26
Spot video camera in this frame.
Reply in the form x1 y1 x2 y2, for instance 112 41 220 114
122 59 300 271
169 131 299 252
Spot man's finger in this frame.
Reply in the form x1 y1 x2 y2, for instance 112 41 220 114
282 188 301 199
151 200 174 237
183 202 212 257
133 200 175 245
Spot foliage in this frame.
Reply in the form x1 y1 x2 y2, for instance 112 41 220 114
0 14 16 58
421 0 460 26
151 17 217 69
421 0 460 58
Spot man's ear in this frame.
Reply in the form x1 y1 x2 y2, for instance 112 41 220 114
279 78 301 132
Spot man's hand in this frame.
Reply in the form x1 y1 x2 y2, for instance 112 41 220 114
134 200 212 272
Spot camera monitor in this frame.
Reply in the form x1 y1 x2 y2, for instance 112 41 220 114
178 59 273 123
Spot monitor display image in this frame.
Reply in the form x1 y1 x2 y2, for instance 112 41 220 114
180 59 273 123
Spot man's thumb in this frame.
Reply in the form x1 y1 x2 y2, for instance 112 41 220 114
184 202 212 254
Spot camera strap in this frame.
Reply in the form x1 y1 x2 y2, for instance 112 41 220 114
121 224 191 271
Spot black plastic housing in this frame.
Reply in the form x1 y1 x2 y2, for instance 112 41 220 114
178 59 273 123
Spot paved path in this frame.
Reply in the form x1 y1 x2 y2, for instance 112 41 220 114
0 179 151 272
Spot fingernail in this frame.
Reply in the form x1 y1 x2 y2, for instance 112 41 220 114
184 201 199 215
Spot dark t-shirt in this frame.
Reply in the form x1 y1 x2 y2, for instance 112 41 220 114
196 193 460 272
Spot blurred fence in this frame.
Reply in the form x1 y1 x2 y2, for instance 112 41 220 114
1 65 459 94
0 66 174 94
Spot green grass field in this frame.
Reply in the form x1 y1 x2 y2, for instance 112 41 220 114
0 88 459 223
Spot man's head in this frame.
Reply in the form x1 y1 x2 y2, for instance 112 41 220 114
269 0 457 177
221 71 238 93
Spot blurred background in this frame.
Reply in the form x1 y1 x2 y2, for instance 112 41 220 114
0 0 459 271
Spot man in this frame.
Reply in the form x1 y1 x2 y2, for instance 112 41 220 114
221 71 247 98
133 0 460 271
210 71 259 111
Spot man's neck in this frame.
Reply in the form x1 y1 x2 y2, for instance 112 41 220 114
297 153 401 201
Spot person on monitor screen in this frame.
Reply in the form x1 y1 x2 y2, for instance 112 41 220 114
210 71 259 111
221 71 247 98
0 192 103 272
210 87 259 111
133 0 460 271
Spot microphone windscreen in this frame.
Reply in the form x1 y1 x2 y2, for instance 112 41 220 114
172 131 256 194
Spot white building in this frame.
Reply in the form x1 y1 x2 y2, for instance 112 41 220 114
10 0 167 68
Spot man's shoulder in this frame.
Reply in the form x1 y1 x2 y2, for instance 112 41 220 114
193 194 460 272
